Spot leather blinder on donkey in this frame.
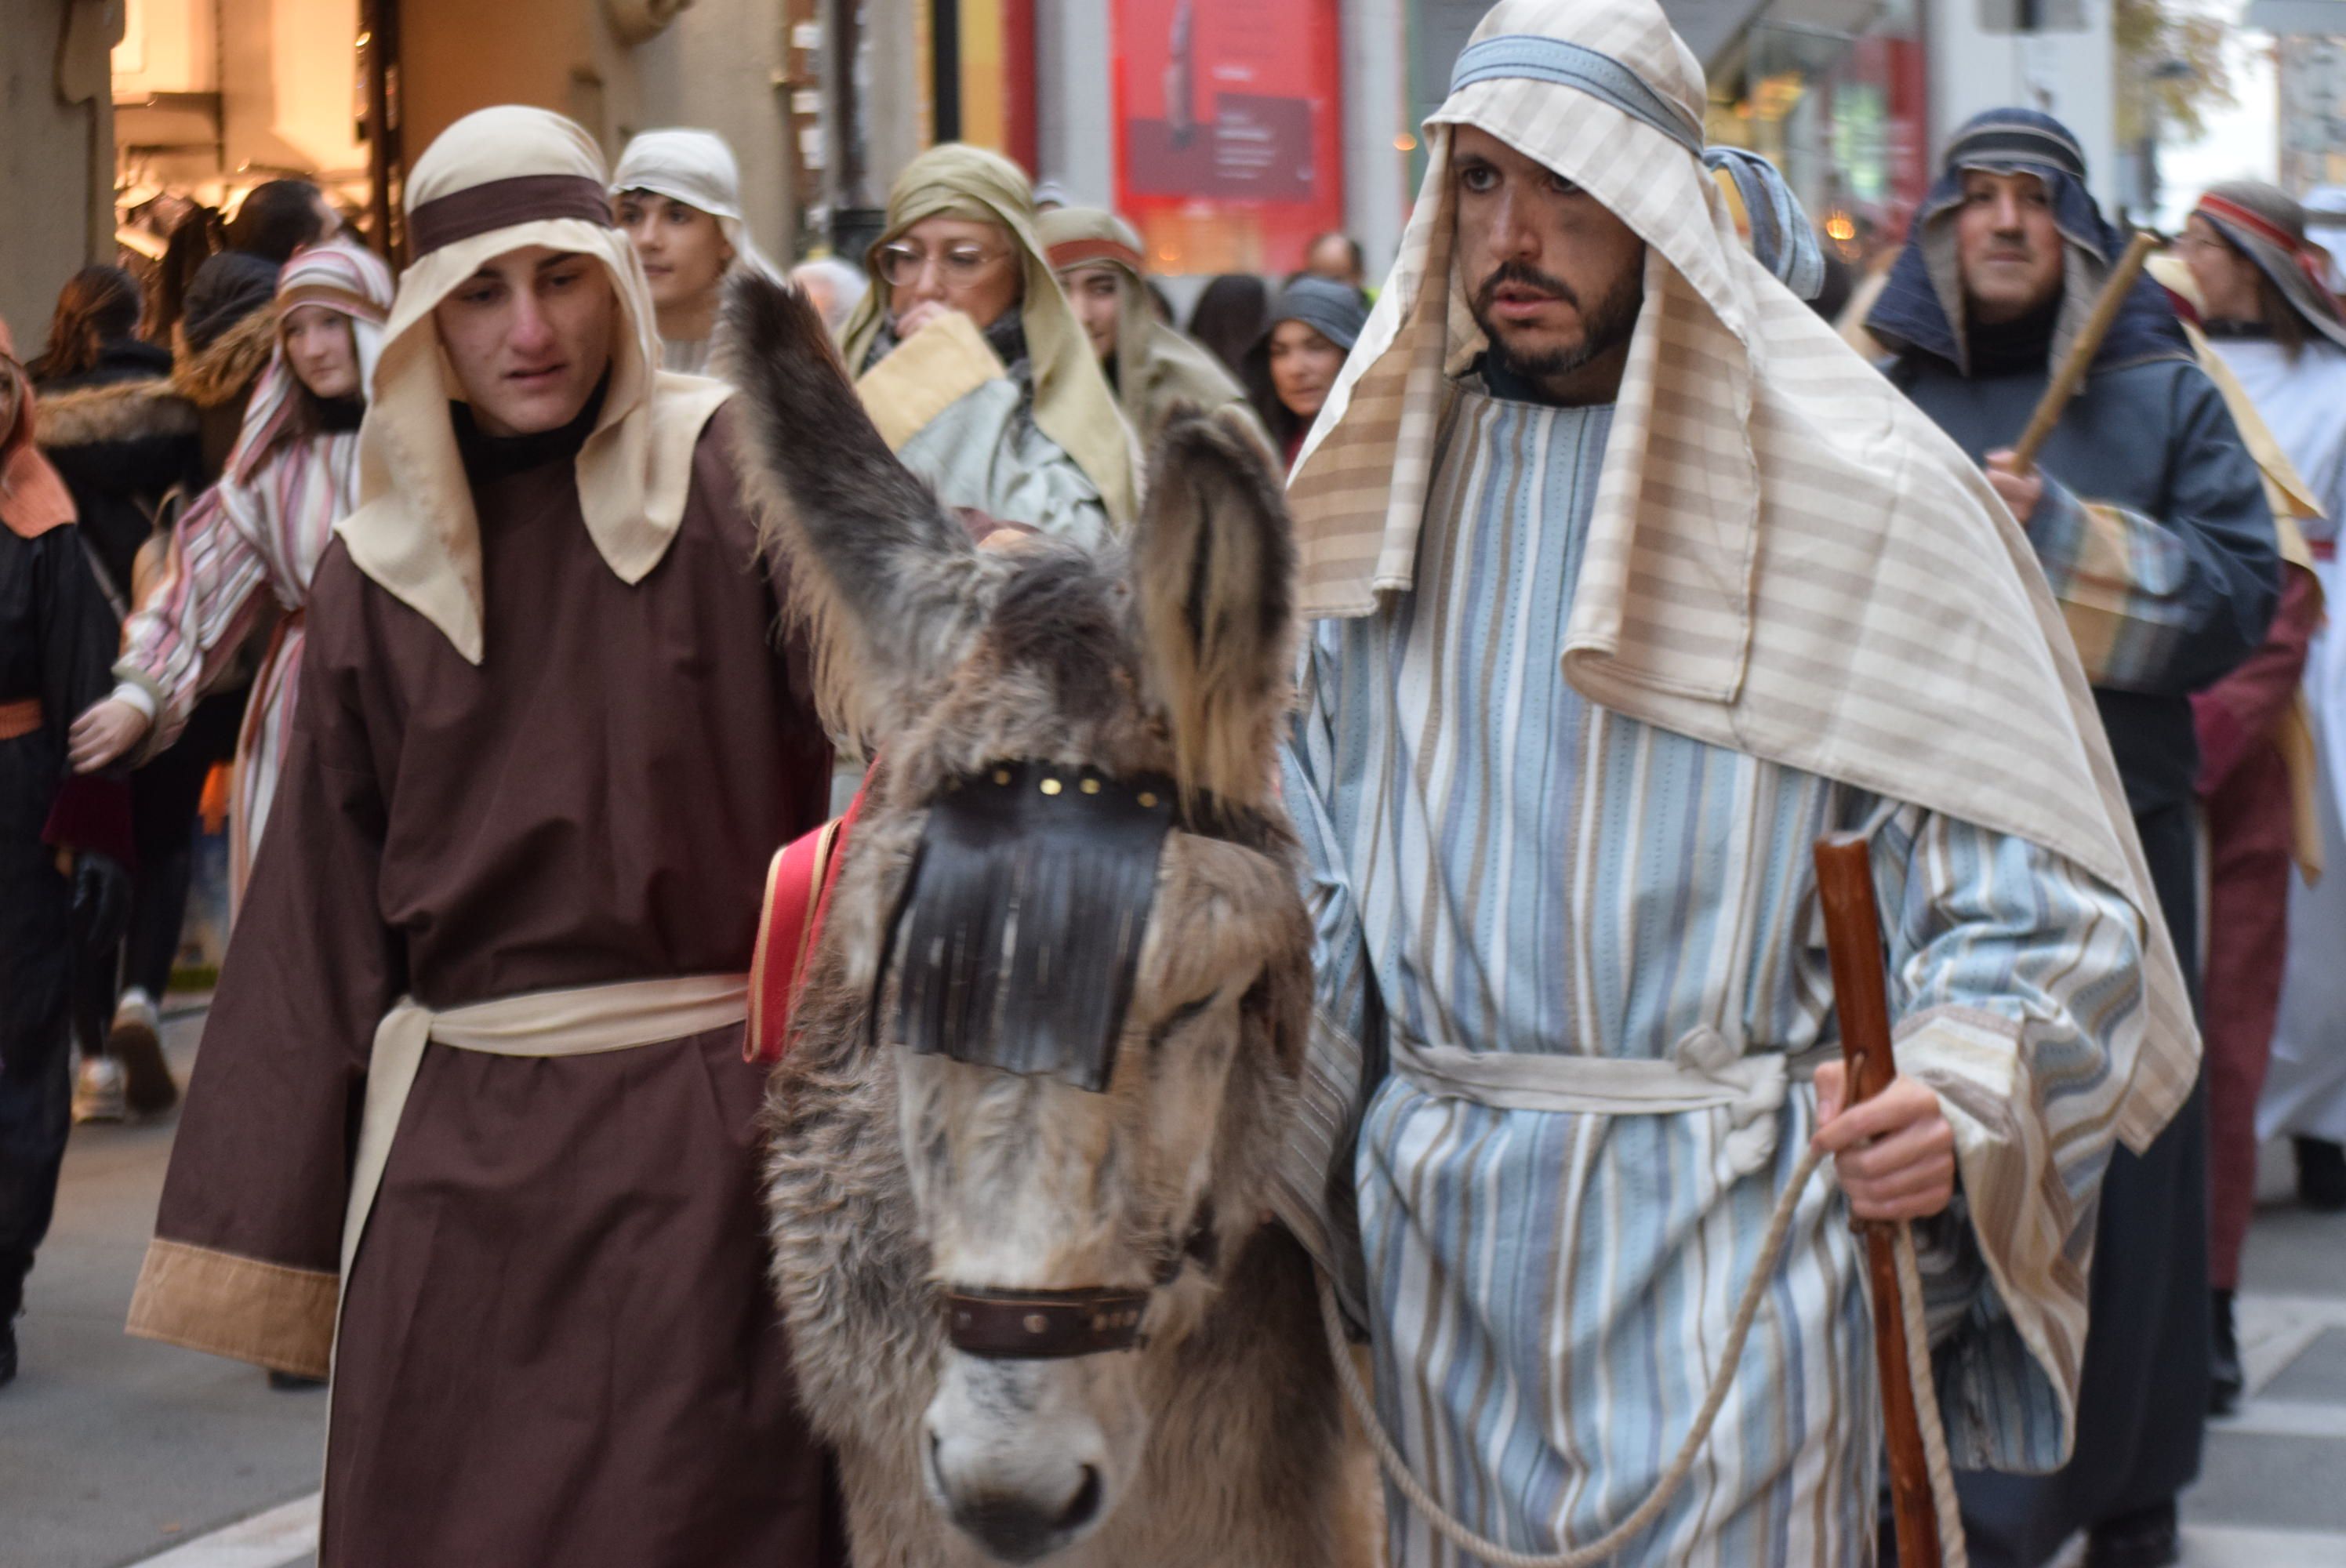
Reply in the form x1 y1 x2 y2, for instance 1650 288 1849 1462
721 274 1374 1568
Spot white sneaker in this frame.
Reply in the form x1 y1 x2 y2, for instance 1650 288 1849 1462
113 989 158 1033
72 1058 128 1123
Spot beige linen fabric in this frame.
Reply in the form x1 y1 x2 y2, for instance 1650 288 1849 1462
338 106 732 664
1287 0 2195 1155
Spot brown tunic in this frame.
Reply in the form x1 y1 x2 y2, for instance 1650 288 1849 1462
127 408 841 1567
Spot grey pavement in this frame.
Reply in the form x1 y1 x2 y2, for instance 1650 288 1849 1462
5 1005 2344 1566
0 1008 324 1568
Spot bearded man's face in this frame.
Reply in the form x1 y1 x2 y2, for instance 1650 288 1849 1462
1449 123 1646 397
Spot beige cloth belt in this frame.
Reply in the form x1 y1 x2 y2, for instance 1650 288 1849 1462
1390 1025 1833 1178
339 975 750 1283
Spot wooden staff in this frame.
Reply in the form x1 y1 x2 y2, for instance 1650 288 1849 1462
2010 230 2161 474
1812 833 1943 1566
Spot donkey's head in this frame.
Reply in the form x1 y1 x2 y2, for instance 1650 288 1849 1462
728 278 1310 1563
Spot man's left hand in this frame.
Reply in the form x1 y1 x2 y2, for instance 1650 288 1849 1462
1810 1067 1957 1221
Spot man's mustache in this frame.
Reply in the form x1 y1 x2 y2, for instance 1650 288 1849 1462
1473 260 1579 314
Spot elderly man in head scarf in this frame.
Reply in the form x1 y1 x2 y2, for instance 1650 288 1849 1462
1038 205 1253 448
838 144 1135 545
1275 4 2195 1563
0 319 131 1391
1869 111 2278 1568
122 107 840 1568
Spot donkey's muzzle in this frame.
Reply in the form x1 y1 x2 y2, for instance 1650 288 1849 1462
942 1285 1150 1358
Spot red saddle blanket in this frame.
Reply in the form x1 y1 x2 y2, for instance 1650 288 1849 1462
745 778 868 1064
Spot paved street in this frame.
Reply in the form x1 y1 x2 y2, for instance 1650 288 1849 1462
5 1004 2344 1567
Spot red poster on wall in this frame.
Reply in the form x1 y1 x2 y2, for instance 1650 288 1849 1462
1112 0 1345 278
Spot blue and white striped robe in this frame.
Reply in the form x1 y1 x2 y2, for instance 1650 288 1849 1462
1282 385 2147 1565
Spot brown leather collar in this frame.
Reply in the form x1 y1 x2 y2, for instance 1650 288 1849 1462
942 1287 1151 1359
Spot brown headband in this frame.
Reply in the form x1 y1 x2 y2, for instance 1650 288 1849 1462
408 174 616 257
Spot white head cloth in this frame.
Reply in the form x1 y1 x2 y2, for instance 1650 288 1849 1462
1290 0 2195 1152
338 106 732 665
612 128 788 284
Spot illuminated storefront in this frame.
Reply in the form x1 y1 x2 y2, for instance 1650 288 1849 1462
1704 0 1930 266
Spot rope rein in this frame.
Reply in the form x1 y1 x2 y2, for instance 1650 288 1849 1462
1315 1144 1970 1566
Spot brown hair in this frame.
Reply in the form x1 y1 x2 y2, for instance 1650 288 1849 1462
31 266 143 382
2259 268 2307 359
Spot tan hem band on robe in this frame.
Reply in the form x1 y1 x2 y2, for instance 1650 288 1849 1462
126 975 755 1382
127 1239 340 1380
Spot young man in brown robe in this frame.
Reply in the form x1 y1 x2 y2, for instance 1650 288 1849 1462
123 106 840 1566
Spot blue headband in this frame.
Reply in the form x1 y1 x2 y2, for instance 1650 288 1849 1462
1448 34 1703 156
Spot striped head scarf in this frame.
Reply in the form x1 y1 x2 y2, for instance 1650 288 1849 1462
1866 108 2189 376
339 106 732 664
227 241 393 487
1289 0 2196 1152
2192 179 2346 352
840 144 1138 529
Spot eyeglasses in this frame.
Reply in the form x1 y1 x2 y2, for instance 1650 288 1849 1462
877 242 1011 288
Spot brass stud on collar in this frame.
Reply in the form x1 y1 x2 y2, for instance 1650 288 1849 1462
1080 777 1101 795
993 768 1013 786
1023 1313 1048 1335
1138 791 1159 808
1040 776 1063 796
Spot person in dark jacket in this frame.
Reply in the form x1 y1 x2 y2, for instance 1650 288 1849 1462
31 267 201 603
1869 109 2280 1568
34 256 280 1123
0 320 131 1388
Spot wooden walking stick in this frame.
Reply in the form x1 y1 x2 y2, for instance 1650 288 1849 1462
2009 230 2161 474
1813 833 1945 1566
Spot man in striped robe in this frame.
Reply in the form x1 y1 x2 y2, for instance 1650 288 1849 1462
1269 3 2203 1563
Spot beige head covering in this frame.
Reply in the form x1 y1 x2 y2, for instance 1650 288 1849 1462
839 145 1136 528
1038 205 1250 446
1292 0 2194 1153
611 128 787 285
338 106 732 664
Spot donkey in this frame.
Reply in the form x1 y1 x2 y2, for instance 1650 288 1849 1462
723 276 1373 1568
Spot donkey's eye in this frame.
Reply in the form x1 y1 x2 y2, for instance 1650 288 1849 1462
1149 989 1222 1046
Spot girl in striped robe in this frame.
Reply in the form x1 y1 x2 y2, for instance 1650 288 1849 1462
67 241 393 906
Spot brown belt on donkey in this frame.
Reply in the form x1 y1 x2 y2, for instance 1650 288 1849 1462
1313 833 1967 1568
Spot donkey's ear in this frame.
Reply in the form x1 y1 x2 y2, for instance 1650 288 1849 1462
720 272 995 744
1129 405 1298 805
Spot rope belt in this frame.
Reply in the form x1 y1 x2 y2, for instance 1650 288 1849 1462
1320 1033 1968 1568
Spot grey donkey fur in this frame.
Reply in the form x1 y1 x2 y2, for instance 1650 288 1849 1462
722 274 1375 1567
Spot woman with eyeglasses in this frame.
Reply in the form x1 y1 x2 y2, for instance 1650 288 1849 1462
838 145 1135 546
612 129 786 376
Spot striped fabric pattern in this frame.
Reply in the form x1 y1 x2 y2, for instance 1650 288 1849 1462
2028 485 2206 689
1281 0 2194 1156
1282 386 2148 1564
114 242 391 901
